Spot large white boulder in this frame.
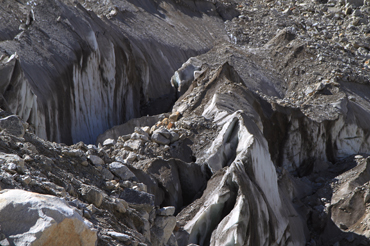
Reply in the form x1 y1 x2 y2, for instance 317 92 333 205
0 189 97 245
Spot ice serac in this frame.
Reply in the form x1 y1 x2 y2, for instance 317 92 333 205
174 62 303 246
0 0 228 144
173 41 370 245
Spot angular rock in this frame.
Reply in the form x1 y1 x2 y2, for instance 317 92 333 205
88 154 105 166
123 139 143 151
169 112 181 122
135 126 150 138
141 126 151 134
119 188 155 206
169 131 180 143
109 162 136 180
101 168 114 180
114 198 129 214
131 132 149 141
157 206 176 216
152 132 171 145
62 149 84 157
155 128 172 139
81 184 105 208
126 152 137 162
0 115 27 137
103 138 116 147
152 128 172 145
0 189 96 245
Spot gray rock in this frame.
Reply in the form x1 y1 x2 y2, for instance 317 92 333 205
119 188 155 206
101 168 114 180
0 115 26 137
81 185 105 208
134 127 150 139
131 132 149 141
152 132 171 145
109 162 136 180
157 206 176 216
103 138 116 147
126 152 137 162
80 157 89 166
62 149 84 157
123 139 142 151
113 198 128 213
170 131 180 143
107 231 131 242
88 155 105 166
155 128 172 139
0 189 96 245
0 238 10 246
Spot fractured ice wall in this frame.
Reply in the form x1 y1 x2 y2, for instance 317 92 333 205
0 0 227 144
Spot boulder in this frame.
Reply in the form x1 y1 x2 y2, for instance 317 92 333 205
0 115 27 137
152 128 172 145
126 152 137 163
0 189 97 245
123 139 143 151
101 168 114 180
81 184 105 207
155 128 172 139
152 132 171 145
119 188 155 206
169 131 180 143
131 132 149 141
88 154 105 166
109 162 137 180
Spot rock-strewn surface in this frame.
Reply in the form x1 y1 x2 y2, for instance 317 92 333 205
2 0 370 245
